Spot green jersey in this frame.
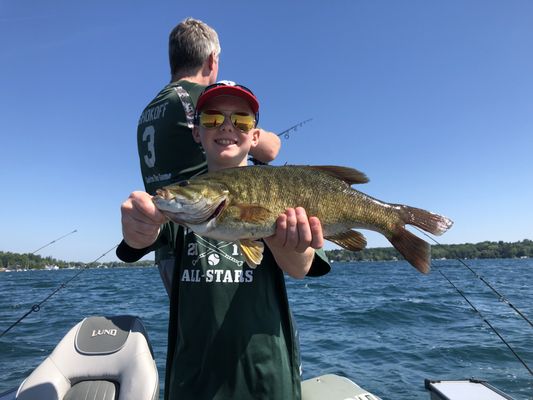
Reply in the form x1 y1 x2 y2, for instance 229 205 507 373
137 80 207 195
161 226 330 400
116 223 330 400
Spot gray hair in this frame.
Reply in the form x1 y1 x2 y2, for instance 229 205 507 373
169 17 221 79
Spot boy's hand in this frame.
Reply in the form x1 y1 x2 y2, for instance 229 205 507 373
264 207 323 278
265 207 323 251
121 191 167 249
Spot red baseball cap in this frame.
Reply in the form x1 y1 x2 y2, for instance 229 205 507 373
195 80 259 114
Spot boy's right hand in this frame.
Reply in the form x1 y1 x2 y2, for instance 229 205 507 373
121 191 168 249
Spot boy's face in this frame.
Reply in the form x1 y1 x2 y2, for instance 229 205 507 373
193 95 259 171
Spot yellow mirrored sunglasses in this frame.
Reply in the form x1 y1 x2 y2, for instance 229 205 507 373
198 110 257 132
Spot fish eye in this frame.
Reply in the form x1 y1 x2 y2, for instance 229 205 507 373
177 180 189 187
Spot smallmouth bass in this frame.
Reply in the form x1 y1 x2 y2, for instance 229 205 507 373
153 165 453 273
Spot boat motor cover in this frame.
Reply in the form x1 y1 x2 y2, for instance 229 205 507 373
301 374 382 400
424 379 514 400
15 315 158 400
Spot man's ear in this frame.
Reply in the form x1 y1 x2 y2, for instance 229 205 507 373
192 126 201 143
208 52 218 72
201 52 218 79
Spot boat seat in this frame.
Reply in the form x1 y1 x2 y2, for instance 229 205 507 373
15 315 158 400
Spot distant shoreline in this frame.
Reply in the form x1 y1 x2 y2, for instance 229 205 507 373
2 239 532 271
327 239 532 263
1 255 531 273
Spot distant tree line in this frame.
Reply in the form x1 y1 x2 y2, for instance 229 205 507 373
2 240 532 270
0 251 154 270
325 239 533 262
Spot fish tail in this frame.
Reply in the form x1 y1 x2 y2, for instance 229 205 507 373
387 205 453 273
389 227 431 274
398 206 453 236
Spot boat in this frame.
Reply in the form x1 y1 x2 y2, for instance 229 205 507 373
0 315 517 400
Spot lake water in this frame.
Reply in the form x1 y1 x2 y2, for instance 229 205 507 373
1 258 532 399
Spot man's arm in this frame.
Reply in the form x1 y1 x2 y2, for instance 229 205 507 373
263 207 324 279
249 129 281 164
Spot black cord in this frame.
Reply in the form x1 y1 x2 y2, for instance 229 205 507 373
439 269 533 376
415 227 533 328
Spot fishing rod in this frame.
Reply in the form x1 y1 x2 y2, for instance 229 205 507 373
415 228 533 329
0 244 118 338
276 118 313 139
439 269 533 376
250 118 313 165
31 229 78 254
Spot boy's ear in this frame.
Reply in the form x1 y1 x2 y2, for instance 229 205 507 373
250 128 260 147
192 126 201 143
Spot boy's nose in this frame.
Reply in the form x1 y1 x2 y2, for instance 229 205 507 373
219 116 234 131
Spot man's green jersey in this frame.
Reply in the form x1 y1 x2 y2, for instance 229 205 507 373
137 80 206 195
137 80 207 294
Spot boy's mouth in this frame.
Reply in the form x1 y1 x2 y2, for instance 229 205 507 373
215 138 238 146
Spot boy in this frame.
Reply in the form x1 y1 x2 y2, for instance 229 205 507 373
118 81 330 399
137 18 280 295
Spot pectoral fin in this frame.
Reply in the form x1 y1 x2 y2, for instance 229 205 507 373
234 204 273 224
239 239 265 269
325 230 367 251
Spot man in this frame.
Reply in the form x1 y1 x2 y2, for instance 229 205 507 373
137 18 280 293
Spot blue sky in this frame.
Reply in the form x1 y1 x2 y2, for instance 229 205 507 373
1 1 532 262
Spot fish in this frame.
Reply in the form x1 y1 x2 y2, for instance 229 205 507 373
153 165 453 273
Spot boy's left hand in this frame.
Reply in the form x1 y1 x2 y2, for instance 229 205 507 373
264 207 324 252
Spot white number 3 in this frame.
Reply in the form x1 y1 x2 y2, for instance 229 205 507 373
142 125 156 168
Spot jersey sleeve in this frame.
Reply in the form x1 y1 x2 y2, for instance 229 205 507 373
306 248 331 277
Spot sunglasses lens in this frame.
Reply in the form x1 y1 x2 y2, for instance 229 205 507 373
199 111 224 128
231 113 256 131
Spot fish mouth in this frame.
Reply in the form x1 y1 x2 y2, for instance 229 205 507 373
153 192 227 225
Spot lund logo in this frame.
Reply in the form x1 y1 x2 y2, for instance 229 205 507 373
91 329 118 337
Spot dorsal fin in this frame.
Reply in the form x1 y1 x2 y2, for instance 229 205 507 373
307 165 369 185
